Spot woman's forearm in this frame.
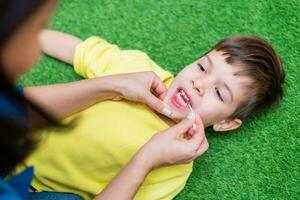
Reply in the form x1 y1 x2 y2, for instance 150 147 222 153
24 76 120 119
95 150 153 200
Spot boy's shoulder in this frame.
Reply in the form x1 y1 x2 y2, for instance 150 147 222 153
77 36 174 83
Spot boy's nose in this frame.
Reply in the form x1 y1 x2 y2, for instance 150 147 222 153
192 80 205 96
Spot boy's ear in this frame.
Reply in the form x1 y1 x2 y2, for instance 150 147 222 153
213 119 242 132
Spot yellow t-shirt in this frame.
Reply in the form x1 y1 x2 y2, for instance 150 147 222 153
24 37 193 200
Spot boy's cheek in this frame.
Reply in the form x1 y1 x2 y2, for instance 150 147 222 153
194 107 211 125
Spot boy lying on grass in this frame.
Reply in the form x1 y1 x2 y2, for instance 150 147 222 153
22 30 284 200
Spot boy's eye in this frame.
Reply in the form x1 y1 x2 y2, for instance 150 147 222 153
197 63 206 72
215 87 224 102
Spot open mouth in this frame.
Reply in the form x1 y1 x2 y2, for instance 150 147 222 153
171 87 193 110
178 88 192 106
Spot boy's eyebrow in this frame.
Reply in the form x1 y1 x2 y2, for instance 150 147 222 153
205 55 213 66
223 83 234 103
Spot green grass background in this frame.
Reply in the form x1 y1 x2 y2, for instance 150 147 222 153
21 0 299 199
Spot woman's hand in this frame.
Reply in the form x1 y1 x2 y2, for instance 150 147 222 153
109 71 174 117
137 113 209 169
95 113 208 200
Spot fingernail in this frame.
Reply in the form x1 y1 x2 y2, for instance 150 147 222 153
187 111 195 120
192 123 197 131
162 107 172 117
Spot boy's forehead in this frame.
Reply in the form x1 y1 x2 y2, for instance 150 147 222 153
205 50 249 77
205 50 229 65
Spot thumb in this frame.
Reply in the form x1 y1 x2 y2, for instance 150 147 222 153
143 91 176 118
143 91 167 114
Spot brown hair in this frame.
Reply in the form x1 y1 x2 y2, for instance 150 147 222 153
213 35 285 120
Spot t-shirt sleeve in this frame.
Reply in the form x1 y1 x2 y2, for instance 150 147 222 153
73 36 173 81
73 37 120 78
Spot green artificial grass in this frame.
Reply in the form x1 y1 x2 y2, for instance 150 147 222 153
21 0 299 199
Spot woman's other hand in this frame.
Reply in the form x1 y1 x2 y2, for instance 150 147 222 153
137 113 209 169
95 112 208 200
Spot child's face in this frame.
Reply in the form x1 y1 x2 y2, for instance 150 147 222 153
164 50 251 131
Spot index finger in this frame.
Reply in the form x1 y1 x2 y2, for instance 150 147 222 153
192 136 209 159
183 137 209 163
150 74 168 100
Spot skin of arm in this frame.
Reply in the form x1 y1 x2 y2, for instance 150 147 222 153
25 29 107 119
38 29 81 64
24 76 120 119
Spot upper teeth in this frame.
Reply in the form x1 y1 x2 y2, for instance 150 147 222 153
178 89 191 106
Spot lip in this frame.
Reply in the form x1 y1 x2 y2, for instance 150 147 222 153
170 87 193 111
